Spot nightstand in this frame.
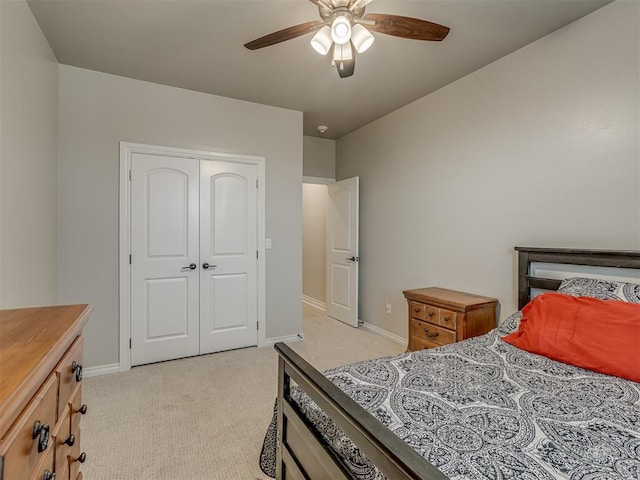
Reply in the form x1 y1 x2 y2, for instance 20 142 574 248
403 287 498 351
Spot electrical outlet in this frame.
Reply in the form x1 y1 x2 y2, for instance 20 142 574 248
385 303 391 314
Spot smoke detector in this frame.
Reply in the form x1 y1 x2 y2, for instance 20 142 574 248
317 125 329 134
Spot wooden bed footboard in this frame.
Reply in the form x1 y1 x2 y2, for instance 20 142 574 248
274 342 449 480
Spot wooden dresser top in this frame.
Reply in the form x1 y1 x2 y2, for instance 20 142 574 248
402 287 498 311
0 304 92 438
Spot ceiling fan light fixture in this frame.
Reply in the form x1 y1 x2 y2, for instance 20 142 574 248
310 26 333 55
351 24 374 53
331 16 352 45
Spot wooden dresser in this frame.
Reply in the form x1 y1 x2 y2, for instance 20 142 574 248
403 288 497 352
0 305 91 480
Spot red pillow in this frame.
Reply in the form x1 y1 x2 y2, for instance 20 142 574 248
502 292 640 383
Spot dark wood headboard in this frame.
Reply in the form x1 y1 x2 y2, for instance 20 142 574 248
515 246 640 309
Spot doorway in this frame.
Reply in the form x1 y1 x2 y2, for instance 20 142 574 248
302 182 329 311
119 143 266 370
302 177 359 327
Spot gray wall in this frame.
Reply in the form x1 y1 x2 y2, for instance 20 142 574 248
58 66 303 368
0 0 58 308
336 1 639 339
303 136 335 178
302 184 327 304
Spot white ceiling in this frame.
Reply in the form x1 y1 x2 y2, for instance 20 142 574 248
27 0 612 139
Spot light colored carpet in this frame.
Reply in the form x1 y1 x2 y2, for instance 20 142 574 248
81 305 405 479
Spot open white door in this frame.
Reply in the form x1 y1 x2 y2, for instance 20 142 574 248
326 177 359 327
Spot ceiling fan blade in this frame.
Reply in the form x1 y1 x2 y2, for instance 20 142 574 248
350 0 374 10
364 13 450 41
336 57 355 78
244 20 325 50
308 0 331 8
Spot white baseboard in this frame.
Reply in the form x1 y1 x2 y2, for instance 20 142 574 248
263 334 304 347
302 295 326 311
360 322 407 346
84 363 120 378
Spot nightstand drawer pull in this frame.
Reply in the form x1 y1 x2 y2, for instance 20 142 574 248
423 328 439 338
428 312 434 317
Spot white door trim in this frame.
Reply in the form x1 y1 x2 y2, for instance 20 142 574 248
119 142 266 372
303 176 335 185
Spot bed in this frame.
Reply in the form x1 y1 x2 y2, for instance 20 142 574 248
260 247 640 480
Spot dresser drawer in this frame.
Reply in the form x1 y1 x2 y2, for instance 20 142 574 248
0 374 57 480
68 428 85 480
56 337 84 421
53 401 72 479
70 386 86 433
410 319 456 346
28 442 54 480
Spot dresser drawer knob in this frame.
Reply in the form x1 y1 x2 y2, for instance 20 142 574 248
414 308 420 313
62 434 76 447
32 421 50 452
75 452 87 464
43 471 56 480
423 328 439 339
443 316 450 322
76 404 88 415
428 312 434 317
72 361 83 382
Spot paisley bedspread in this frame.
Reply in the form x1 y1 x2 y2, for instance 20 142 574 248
260 312 640 480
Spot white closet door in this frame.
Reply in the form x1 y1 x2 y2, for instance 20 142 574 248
130 154 200 366
199 160 258 354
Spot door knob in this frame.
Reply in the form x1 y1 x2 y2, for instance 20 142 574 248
202 263 217 270
181 263 197 271
346 256 360 262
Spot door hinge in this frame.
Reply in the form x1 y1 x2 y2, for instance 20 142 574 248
257 321 259 331
256 179 258 189
129 338 132 349
256 250 259 259
129 170 132 181
129 254 132 265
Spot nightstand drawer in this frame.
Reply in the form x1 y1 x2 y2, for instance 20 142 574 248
411 319 456 346
410 335 440 351
424 306 438 324
410 301 426 320
438 309 457 329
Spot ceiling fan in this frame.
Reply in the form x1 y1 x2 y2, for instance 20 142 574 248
244 0 450 79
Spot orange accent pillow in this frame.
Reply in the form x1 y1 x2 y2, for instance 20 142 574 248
502 293 640 383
